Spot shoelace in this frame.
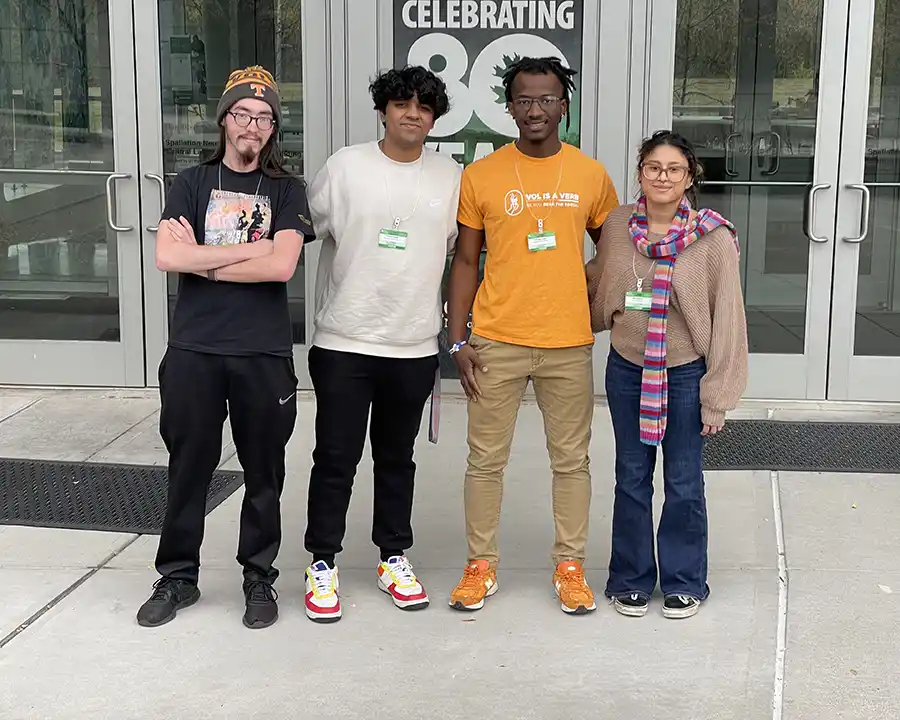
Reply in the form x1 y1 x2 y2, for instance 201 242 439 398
245 581 277 604
387 558 417 586
149 577 180 602
558 567 590 599
458 564 488 592
309 567 335 595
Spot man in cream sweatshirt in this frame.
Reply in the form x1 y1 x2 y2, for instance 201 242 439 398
302 65 461 623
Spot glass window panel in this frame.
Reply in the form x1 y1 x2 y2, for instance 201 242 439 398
855 0 900 357
0 0 119 341
673 0 823 355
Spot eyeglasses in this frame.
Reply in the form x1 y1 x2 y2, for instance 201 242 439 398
641 164 689 182
511 96 564 110
228 111 275 131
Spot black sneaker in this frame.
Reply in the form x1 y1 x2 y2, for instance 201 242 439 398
243 580 278 629
662 594 700 619
612 593 649 617
136 578 200 627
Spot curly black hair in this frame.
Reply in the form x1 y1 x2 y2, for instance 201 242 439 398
501 56 578 132
369 66 450 121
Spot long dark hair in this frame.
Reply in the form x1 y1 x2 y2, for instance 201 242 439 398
203 126 291 179
637 130 703 207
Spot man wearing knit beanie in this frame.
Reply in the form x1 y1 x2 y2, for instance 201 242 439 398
137 65 315 631
216 65 283 134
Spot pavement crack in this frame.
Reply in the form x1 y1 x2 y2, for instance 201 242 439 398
771 470 789 720
0 534 140 649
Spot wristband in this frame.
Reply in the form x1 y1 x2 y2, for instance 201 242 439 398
207 269 217 282
449 340 467 355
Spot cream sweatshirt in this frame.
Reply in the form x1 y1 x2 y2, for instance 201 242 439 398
307 141 462 358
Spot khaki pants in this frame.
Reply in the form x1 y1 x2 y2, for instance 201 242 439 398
464 333 594 567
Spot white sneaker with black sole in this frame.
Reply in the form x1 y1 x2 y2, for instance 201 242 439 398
662 594 700 619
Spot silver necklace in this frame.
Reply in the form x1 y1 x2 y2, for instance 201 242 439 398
219 162 263 196
381 142 424 230
632 252 656 293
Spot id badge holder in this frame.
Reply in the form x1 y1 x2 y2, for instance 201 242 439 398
527 231 557 252
625 291 653 311
378 228 408 250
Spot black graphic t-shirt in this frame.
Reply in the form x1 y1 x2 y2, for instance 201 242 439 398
161 162 315 357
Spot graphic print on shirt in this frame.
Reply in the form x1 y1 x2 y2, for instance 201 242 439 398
203 189 272 245
514 190 581 213
504 190 524 216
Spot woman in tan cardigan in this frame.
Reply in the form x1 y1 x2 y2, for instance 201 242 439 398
586 130 748 619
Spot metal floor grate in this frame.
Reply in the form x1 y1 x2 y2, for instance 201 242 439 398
0 459 243 534
703 420 900 472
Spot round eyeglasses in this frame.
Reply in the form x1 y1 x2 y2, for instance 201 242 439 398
641 164 689 182
228 111 275 131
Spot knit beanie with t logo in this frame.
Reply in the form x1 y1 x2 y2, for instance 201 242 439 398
216 65 282 127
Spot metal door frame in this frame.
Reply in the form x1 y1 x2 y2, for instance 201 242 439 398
646 0 852 400
828 0 887 401
0 2 145 387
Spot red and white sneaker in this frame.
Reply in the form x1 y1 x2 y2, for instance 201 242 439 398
305 560 341 623
377 556 429 610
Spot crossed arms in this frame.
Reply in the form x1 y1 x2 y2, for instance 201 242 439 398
155 216 305 283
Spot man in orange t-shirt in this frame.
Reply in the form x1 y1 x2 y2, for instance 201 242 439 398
446 57 619 616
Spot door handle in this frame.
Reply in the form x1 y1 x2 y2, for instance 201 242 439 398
760 131 782 176
725 132 740 177
842 183 870 244
144 173 166 232
105 173 133 232
806 183 830 244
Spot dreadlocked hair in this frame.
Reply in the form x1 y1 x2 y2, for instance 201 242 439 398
501 56 577 132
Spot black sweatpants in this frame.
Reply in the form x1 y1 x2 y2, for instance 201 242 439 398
303 346 438 561
155 347 297 585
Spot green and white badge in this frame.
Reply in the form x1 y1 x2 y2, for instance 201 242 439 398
527 231 557 252
625 276 654 311
378 228 408 250
625 291 653 311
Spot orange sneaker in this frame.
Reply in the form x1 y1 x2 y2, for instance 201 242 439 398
449 560 498 611
553 560 596 615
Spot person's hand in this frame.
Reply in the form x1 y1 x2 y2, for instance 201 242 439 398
701 423 723 437
166 217 197 244
453 344 486 401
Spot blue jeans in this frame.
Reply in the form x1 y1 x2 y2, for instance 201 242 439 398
604 348 710 601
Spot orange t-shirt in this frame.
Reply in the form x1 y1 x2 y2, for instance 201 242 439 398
457 142 619 348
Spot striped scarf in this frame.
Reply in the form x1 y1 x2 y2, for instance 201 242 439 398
628 195 738 446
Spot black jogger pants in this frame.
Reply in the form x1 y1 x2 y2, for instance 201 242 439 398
303 346 438 560
155 347 297 585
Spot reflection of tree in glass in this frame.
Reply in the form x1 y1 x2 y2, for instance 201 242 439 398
674 0 738 108
4 0 107 168
674 0 825 112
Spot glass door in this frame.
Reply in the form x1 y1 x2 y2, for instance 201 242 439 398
828 0 900 400
652 0 850 400
0 0 145 386
135 0 328 388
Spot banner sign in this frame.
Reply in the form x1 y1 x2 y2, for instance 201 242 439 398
393 0 585 380
393 0 584 166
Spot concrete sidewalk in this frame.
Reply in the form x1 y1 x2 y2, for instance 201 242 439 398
0 389 897 719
